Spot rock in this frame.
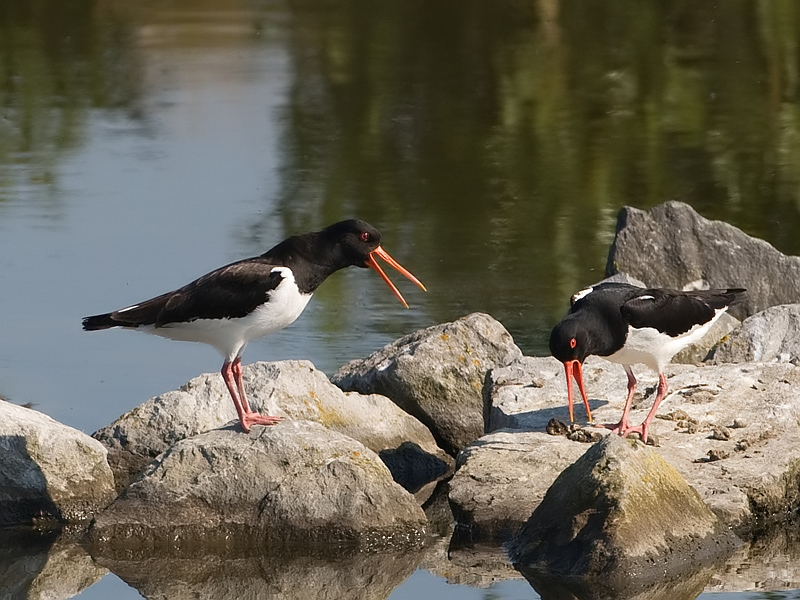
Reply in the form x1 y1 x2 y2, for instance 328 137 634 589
0 528 108 600
0 402 116 526
710 304 800 364
508 435 739 590
332 313 523 456
88 420 428 553
448 430 589 541
93 360 452 492
453 356 800 541
606 201 800 315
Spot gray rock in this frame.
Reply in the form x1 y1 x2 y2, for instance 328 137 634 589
508 435 738 590
453 356 800 541
710 304 800 364
606 200 800 315
88 420 428 552
448 430 588 541
0 402 116 526
94 360 452 492
332 313 523 456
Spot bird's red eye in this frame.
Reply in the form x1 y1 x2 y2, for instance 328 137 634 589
570 338 577 349
360 232 370 242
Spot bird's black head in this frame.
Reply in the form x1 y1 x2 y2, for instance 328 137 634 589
549 317 591 364
318 219 383 268
294 219 425 307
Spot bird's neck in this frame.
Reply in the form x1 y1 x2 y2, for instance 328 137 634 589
261 233 347 294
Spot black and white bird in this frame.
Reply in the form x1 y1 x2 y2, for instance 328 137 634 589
83 219 426 433
549 282 746 443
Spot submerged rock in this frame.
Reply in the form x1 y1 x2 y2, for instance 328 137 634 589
606 201 800 315
332 313 523 456
451 355 800 541
93 360 451 492
0 401 116 526
88 420 428 553
508 435 738 589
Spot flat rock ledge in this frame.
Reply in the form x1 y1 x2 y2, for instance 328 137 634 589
508 435 738 592
0 401 116 526
93 359 452 494
332 312 523 456
449 355 800 542
88 420 428 557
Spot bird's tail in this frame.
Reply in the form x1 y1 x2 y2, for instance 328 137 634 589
82 313 120 331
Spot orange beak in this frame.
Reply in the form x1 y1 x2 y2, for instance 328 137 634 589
366 246 427 308
564 359 593 423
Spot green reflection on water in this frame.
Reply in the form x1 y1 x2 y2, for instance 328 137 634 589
3 0 800 357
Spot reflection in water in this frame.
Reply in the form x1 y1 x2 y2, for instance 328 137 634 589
94 543 424 600
0 0 143 203
0 528 107 599
273 0 800 353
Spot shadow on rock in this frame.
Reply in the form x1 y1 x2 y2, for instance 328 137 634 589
379 441 452 494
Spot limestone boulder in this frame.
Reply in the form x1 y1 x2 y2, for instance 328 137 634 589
451 356 800 541
88 420 428 552
93 360 451 492
508 435 738 590
332 313 523 456
710 304 800 364
606 201 800 315
0 401 115 526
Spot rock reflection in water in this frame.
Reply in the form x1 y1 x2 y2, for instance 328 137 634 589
94 543 425 600
520 563 717 600
0 527 107 600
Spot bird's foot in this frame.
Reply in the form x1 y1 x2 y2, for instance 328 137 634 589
240 412 283 432
602 420 629 436
604 421 649 444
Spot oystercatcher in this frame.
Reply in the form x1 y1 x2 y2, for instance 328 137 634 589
83 219 426 432
549 282 746 442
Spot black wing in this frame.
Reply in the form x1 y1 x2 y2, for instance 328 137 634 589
621 288 745 336
82 259 285 330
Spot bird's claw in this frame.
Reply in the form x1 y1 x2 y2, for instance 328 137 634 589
240 412 283 432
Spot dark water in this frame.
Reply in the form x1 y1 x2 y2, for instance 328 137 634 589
2 0 800 598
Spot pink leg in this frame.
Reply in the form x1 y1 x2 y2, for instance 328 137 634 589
605 365 637 435
221 360 249 431
231 358 252 413
221 359 282 432
619 371 668 444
